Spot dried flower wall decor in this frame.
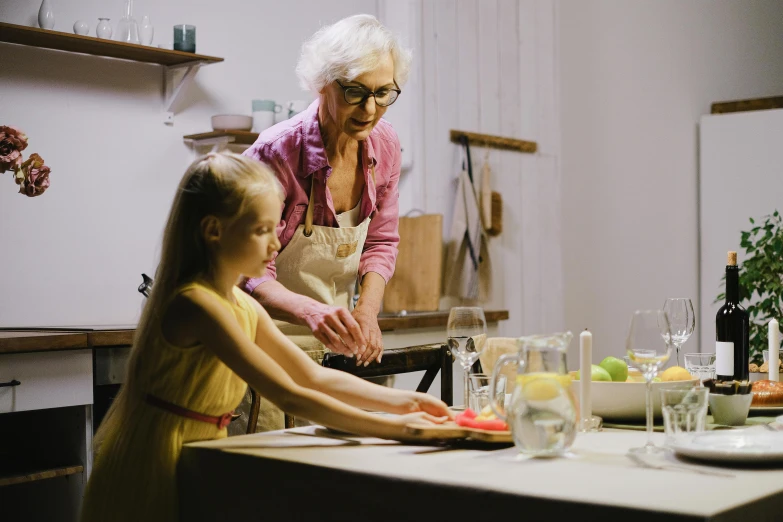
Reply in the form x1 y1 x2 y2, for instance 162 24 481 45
0 126 51 197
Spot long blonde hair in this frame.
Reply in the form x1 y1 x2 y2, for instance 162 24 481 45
95 152 282 448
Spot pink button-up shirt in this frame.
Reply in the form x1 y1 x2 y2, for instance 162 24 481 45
241 100 400 295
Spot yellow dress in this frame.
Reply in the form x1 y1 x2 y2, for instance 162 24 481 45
81 283 256 522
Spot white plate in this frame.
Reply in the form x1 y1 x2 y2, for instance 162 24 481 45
670 431 783 463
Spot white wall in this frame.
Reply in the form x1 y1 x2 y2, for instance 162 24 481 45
0 0 373 327
389 0 563 338
560 0 783 364
0 0 564 338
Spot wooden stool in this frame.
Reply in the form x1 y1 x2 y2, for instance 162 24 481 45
246 343 453 434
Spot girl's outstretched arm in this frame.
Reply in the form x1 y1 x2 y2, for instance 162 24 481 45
248 299 452 419
173 288 446 439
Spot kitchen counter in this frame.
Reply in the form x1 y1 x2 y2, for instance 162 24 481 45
0 310 509 354
180 427 783 522
0 329 133 354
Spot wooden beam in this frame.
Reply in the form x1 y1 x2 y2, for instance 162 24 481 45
0 465 83 487
711 96 783 115
450 129 537 154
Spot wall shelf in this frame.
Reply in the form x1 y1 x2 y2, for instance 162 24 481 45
183 130 259 150
0 464 84 487
0 22 223 66
0 22 224 123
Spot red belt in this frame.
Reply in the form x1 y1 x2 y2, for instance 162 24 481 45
145 394 234 429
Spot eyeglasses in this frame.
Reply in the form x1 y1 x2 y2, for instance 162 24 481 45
335 80 401 107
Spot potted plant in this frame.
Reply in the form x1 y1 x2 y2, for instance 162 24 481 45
717 211 783 365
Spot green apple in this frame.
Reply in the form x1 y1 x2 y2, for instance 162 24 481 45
599 356 629 382
576 364 612 382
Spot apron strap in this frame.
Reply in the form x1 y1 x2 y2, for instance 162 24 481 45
303 163 376 238
304 175 316 237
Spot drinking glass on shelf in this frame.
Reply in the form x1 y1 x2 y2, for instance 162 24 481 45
626 309 672 454
683 353 716 384
447 307 487 408
662 298 695 367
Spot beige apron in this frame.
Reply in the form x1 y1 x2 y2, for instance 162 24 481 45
233 168 377 434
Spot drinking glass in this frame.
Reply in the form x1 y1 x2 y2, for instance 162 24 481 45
447 307 487 408
662 298 695 366
174 24 196 52
683 353 716 384
468 373 505 413
626 309 672 454
660 388 708 445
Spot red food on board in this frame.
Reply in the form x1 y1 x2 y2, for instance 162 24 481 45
455 410 508 431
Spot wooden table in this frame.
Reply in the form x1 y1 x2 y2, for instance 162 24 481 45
179 427 783 522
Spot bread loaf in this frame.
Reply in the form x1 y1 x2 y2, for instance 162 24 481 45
751 380 783 406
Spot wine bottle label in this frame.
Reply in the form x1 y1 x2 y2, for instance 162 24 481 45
716 341 735 376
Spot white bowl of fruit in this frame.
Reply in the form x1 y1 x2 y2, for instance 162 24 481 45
569 357 699 421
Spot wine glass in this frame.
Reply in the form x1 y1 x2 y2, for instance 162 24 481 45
447 307 487 408
626 309 672 454
663 298 695 367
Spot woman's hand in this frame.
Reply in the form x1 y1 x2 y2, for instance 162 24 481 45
302 303 367 357
352 307 383 366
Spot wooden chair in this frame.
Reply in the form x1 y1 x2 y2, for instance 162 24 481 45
246 343 453 434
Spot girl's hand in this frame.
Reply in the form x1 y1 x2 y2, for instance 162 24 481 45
397 392 454 420
396 411 450 426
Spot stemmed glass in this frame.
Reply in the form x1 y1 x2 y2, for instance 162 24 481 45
663 298 695 367
447 307 487 408
626 309 673 454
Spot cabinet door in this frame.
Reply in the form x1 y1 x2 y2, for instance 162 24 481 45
699 110 783 353
0 350 93 413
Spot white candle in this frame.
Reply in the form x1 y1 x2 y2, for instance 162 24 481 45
770 319 780 382
580 329 592 430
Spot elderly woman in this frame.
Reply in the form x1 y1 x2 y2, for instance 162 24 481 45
238 14 409 432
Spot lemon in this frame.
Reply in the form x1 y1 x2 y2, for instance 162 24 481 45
516 372 573 389
514 373 572 401
660 366 693 382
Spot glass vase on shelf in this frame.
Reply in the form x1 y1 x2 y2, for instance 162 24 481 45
116 0 139 44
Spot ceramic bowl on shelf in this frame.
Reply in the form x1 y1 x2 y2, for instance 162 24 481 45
210 114 253 131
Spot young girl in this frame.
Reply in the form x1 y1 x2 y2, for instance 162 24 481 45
80 152 450 522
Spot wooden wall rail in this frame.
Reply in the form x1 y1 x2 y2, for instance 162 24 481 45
711 96 783 115
450 129 537 154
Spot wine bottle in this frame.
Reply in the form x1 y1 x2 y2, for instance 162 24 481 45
715 251 750 381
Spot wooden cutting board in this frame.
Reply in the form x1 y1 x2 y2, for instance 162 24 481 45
383 214 443 313
404 422 512 443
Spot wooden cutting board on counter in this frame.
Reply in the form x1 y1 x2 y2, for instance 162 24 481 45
383 214 443 313
404 422 512 443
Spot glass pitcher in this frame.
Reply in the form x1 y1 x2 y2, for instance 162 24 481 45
490 331 577 457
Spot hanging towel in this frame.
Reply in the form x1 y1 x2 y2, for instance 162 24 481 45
444 146 491 301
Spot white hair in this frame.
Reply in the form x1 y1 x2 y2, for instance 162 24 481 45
296 14 412 93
